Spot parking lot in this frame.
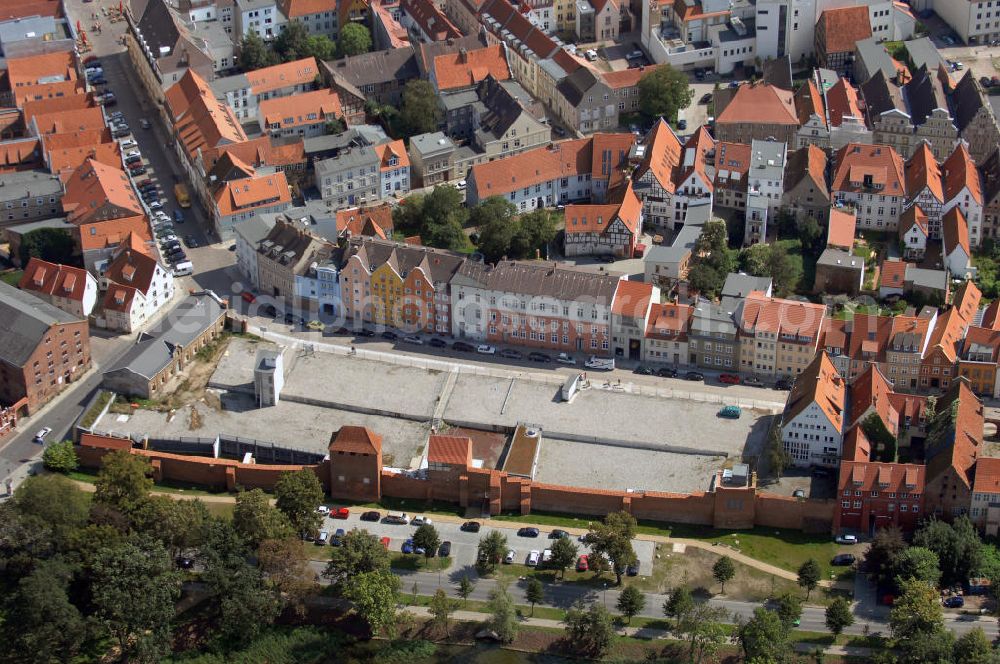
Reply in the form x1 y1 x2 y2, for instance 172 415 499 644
315 509 657 576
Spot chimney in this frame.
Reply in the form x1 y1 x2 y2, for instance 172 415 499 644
459 48 468 63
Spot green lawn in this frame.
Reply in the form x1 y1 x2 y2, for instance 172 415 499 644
342 496 465 519
68 468 230 498
391 553 453 572
0 270 22 286
774 238 816 294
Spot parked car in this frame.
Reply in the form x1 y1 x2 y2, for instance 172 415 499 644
129 165 146 176
183 235 198 248
452 341 475 352
742 375 764 387
428 338 448 348
33 427 52 443
718 405 741 419
438 541 452 557
719 373 740 384
517 527 540 538
173 209 185 223
402 539 414 555
626 564 640 576
549 529 569 539
793 489 806 498
634 365 654 375
460 521 481 532
832 553 856 566
528 351 552 363
315 530 329 546
944 596 965 608
477 344 497 355
499 348 522 359
835 534 858 545
656 366 677 378
332 507 350 519
331 528 345 546
556 352 576 365
699 92 712 104
775 378 794 390
360 510 381 522
684 371 704 381
677 119 687 130
140 118 151 129
381 330 398 341
120 139 138 150
576 554 589 572
504 549 516 564
411 515 432 526
402 335 423 345
167 252 187 264
527 550 541 566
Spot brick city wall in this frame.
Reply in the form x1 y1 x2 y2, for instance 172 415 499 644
78 433 834 533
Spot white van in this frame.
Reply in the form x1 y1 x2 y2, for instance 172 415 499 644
315 530 329 545
585 355 615 370
173 261 193 276
542 549 553 564
527 550 541 566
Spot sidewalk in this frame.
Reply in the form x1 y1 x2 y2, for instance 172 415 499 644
402 605 873 657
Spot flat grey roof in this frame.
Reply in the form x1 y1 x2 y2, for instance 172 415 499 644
314 147 380 175
0 170 63 200
211 72 251 96
5 217 72 236
0 280 81 367
817 247 864 268
905 266 947 290
722 272 772 299
104 295 225 381
410 131 456 157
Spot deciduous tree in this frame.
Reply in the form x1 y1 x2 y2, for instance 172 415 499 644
412 523 441 565
617 584 645 623
344 570 401 636
953 627 1000 664
549 536 578 579
0 559 87 661
890 546 941 589
41 440 77 473
678 604 729 664
428 587 458 636
457 574 475 606
890 579 944 642
324 528 391 587
774 592 802 628
93 450 153 516
233 489 294 547
337 23 372 57
712 556 735 594
525 577 544 616
864 525 906 588
238 31 278 71
824 596 854 636
12 474 90 545
585 511 638 585
476 530 508 574
638 65 694 122
274 469 324 538
797 558 821 599
486 579 518 643
735 607 792 664
563 602 615 658
913 516 983 587
258 537 317 616
398 80 442 137
663 585 694 626
91 535 181 663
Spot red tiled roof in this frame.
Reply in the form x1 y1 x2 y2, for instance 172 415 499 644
740 292 826 340
433 44 510 91
645 301 692 340
672 0 729 21
905 142 944 202
838 460 925 494
374 139 410 172
214 172 292 217
30 107 106 135
602 65 662 90
245 57 319 95
102 284 141 313
401 0 462 41
611 280 653 318
880 258 909 289
898 205 928 239
941 142 981 205
848 364 897 432
165 70 248 161
104 246 161 296
76 215 152 252
330 425 382 454
716 83 798 126
841 426 872 462
832 143 906 197
826 77 864 128
925 307 967 364
336 203 395 239
817 6 872 54
18 258 90 303
634 118 681 193
973 456 1000 495
564 180 641 237
259 88 343 129
0 137 42 172
5 51 76 89
926 380 983 488
783 352 846 432
953 280 981 324
794 79 825 125
62 158 142 224
943 207 970 257
427 434 472 466
827 208 856 250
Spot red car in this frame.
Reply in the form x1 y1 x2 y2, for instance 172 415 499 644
380 536 391 551
719 373 740 385
576 554 589 572
332 507 350 519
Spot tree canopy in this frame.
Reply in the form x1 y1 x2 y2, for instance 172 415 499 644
398 80 442 137
393 185 469 251
232 489 294 548
913 516 983 587
324 528 391 587
19 228 76 267
336 23 372 57
564 603 615 657
274 469 324 538
584 511 638 585
638 65 694 122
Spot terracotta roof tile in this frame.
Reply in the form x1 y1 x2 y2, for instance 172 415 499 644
848 364 897 431
645 301 692 340
716 83 798 126
611 279 653 318
259 88 343 130
953 280 981 324
18 258 90 303
61 158 142 224
76 215 152 252
832 143 906 197
794 79 825 125
245 57 320 95
740 292 825 340
5 51 76 89
30 107 106 135
880 258 909 289
0 137 42 171
898 205 929 239
602 64 662 90
564 180 641 237
336 203 395 239
401 0 461 41
672 0 729 21
330 425 383 455
374 139 410 172
838 459 925 494
783 351 846 432
279 0 336 17
104 245 161 295
905 142 944 202
925 379 982 488
941 142 981 204
826 77 864 128
433 44 510 91
427 434 472 466
943 207 970 257
973 456 1000 495
102 284 141 313
214 172 291 218
827 208 856 250
634 118 682 193
962 326 1000 363
817 6 873 54
165 70 248 161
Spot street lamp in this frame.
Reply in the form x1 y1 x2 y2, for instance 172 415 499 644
603 582 608 608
